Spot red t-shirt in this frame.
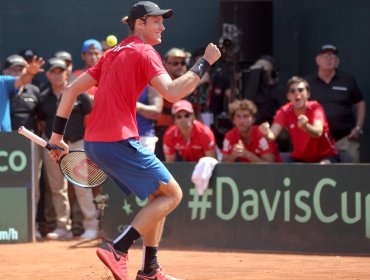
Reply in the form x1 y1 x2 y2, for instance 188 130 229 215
274 101 337 162
163 120 216 162
84 36 167 141
222 126 282 162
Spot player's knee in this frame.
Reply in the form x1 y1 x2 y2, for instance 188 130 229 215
173 186 183 207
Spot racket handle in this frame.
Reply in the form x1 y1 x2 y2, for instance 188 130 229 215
18 126 64 151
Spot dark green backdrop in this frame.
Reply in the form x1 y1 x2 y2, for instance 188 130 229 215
1 0 370 161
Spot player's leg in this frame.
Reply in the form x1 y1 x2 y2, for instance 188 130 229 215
135 179 181 280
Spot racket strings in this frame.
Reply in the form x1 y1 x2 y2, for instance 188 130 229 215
59 152 107 187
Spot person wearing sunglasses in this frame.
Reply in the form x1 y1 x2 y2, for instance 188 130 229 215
259 76 339 164
155 47 189 160
163 99 217 162
222 99 282 163
306 44 366 163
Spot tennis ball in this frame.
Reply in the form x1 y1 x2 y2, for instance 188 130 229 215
106 35 118 47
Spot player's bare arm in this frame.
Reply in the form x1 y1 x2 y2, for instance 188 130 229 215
151 43 221 102
48 72 96 159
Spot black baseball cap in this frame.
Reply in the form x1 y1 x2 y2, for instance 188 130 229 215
4 55 27 69
128 1 173 21
319 44 338 55
46 57 67 71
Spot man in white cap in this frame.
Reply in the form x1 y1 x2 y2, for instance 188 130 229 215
0 54 44 132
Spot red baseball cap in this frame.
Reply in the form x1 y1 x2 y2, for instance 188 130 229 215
171 100 194 114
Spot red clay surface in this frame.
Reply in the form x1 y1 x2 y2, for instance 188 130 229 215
1 240 370 279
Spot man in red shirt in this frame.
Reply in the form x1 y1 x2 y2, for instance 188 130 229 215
47 2 221 280
163 100 217 162
222 99 281 163
259 76 339 163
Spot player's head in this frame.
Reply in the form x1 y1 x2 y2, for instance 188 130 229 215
122 1 173 46
286 76 311 109
228 99 257 133
172 100 195 131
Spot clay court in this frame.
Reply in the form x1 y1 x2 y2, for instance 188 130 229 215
1 240 369 280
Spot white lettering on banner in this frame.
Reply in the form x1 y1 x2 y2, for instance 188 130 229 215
0 228 18 240
0 150 27 172
208 176 370 239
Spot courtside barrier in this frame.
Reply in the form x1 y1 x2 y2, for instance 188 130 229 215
102 163 370 253
1 131 370 253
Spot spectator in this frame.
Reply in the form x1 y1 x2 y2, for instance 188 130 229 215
306 44 366 162
222 99 281 163
163 100 217 162
155 47 189 160
137 85 163 152
259 76 339 164
4 54 43 239
1 54 44 132
70 39 103 100
54 50 73 80
3 55 41 132
39 58 98 240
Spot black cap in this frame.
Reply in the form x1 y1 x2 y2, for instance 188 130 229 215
54 51 72 62
319 44 338 55
4 55 27 69
46 57 67 71
19 49 35 59
128 1 173 21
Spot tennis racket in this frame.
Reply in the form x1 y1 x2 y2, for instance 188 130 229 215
18 126 108 188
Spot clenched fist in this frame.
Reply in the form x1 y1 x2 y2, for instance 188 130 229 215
203 43 221 65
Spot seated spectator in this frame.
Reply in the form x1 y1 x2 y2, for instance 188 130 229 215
163 100 217 162
222 99 281 163
259 76 339 164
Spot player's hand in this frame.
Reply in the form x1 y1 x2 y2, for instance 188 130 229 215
297 114 308 129
48 133 69 162
259 122 270 136
203 43 221 65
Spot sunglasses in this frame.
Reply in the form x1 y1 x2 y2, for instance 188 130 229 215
168 61 186 67
175 113 191 120
289 87 305 94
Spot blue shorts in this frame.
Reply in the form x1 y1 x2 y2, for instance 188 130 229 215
84 138 172 200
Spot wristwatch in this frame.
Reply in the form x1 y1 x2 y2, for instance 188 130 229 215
355 126 363 135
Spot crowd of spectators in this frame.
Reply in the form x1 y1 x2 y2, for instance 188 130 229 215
0 39 366 240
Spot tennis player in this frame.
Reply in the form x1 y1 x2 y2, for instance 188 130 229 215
48 1 221 280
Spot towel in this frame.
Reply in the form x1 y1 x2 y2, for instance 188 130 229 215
191 157 219 195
